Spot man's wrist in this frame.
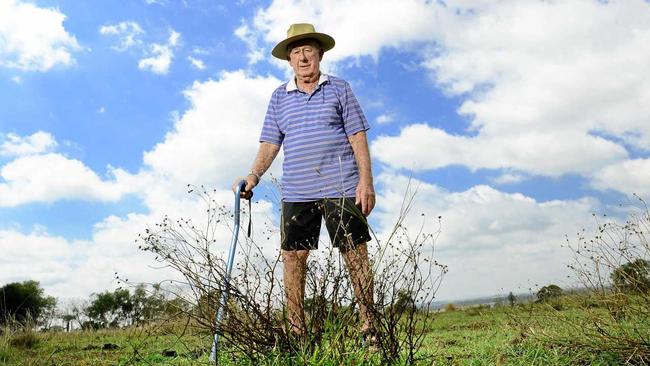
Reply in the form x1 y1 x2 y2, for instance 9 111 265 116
247 171 261 183
359 175 373 185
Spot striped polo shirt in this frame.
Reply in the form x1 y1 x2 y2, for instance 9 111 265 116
259 73 370 202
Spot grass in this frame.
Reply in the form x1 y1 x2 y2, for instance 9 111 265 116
9 330 40 349
0 326 210 366
0 347 11 364
0 299 645 365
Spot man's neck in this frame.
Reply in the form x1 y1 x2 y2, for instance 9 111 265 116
296 72 320 93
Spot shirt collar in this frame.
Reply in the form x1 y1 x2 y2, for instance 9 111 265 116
286 73 329 92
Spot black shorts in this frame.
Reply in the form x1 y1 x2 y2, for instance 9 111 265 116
281 198 372 251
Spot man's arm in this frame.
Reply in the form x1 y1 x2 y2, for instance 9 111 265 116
233 142 281 198
348 131 375 216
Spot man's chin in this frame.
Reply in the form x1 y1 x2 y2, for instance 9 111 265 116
297 71 317 79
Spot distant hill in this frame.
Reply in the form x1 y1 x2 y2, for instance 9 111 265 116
430 293 530 310
429 286 592 310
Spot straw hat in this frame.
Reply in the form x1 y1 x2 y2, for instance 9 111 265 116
271 23 335 60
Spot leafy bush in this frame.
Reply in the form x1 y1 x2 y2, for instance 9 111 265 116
85 284 168 328
536 285 563 303
611 258 650 294
0 281 55 326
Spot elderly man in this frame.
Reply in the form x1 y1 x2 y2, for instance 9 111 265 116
233 23 376 344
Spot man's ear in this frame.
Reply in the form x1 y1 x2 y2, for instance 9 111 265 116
319 49 324 60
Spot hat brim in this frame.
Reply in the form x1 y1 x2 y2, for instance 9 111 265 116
271 32 335 60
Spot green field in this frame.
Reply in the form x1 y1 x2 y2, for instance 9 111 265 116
1 298 641 366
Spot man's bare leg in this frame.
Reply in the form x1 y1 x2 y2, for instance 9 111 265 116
282 249 310 337
341 242 375 333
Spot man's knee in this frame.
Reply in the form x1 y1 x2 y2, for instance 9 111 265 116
282 249 310 280
341 241 369 259
282 249 310 263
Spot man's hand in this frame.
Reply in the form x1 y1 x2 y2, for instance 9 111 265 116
234 142 280 200
355 179 375 216
348 131 374 217
232 175 257 199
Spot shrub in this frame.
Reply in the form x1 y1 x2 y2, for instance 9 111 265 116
611 259 650 294
536 285 563 303
0 281 55 326
443 303 457 312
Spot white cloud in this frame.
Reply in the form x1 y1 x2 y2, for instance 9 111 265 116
419 0 650 155
0 153 134 207
235 23 265 65
187 56 206 70
142 70 283 188
373 173 600 300
591 158 650 196
1 131 57 157
99 21 144 51
0 132 143 207
375 114 394 125
0 71 285 210
417 0 650 180
138 29 181 75
0 190 280 298
0 229 79 286
192 47 210 56
491 172 526 186
0 216 167 298
0 0 80 71
100 24 181 75
167 29 180 47
372 123 627 176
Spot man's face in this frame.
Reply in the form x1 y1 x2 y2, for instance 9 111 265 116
287 39 322 79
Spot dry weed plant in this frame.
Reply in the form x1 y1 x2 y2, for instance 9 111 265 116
134 181 446 364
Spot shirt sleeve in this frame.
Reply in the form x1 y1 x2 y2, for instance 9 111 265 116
259 91 284 146
341 81 370 137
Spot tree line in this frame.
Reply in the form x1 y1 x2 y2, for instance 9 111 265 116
0 281 184 331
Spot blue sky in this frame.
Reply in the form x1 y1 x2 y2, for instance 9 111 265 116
1 0 649 301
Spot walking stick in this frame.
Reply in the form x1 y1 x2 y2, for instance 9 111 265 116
209 180 248 364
